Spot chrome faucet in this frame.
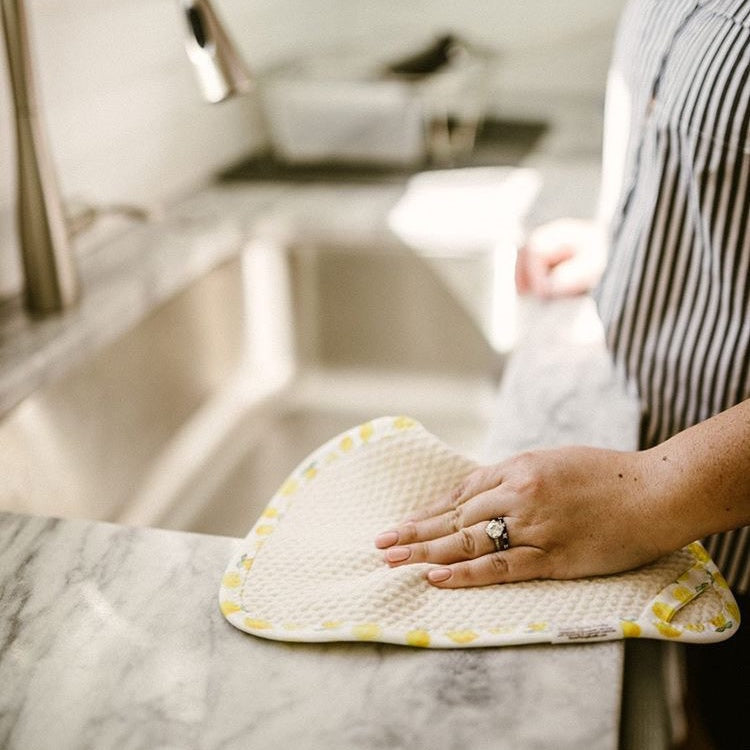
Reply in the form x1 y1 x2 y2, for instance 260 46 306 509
0 0 251 315
180 0 253 104
1 0 79 314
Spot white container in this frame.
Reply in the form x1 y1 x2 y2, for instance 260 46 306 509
261 76 426 165
260 48 490 166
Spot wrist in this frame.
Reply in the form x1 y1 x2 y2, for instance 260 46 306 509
638 444 720 552
620 449 684 559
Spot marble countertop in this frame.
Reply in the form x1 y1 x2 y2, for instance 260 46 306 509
0 151 638 749
0 510 623 750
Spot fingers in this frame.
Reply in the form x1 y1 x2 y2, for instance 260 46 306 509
426 547 548 588
380 520 504 566
374 489 500 550
528 246 576 298
517 217 606 299
373 467 507 564
403 466 504 524
515 247 532 294
372 465 549 588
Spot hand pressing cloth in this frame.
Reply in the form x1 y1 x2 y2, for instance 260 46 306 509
219 417 740 648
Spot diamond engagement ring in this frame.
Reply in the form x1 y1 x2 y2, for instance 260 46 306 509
485 517 510 552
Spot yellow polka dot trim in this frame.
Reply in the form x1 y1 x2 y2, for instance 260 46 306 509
488 625 514 635
713 571 730 589
672 586 693 603
222 572 242 589
405 629 431 647
621 621 641 638
353 623 381 641
244 618 272 630
655 622 682 639
527 622 548 633
446 630 478 644
280 479 298 496
684 623 705 632
652 601 675 622
688 542 710 563
339 436 354 452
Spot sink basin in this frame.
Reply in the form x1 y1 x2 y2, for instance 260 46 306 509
0 237 501 536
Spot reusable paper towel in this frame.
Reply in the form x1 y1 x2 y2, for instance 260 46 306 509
219 416 740 647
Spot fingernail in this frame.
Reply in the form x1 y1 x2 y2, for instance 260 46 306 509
384 546 411 563
375 531 399 548
428 568 452 583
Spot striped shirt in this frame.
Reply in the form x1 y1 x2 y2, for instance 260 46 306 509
594 0 750 592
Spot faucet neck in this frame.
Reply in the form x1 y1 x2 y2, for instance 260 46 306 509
1 0 80 314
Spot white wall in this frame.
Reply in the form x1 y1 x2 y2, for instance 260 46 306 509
0 0 625 298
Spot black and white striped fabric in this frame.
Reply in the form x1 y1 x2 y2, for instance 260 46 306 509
594 0 750 593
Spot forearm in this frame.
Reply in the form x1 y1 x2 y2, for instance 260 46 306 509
640 399 750 552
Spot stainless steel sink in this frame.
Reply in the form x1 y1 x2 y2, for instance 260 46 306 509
0 238 501 537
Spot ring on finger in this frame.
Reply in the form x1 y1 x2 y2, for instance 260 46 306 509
485 517 510 552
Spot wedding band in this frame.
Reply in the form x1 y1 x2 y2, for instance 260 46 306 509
485 517 510 552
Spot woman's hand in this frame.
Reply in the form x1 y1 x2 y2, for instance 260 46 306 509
515 218 606 298
374 446 670 588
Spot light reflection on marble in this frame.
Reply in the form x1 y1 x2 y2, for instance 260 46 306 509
0 511 622 750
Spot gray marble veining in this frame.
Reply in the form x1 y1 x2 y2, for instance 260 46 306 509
0 511 622 750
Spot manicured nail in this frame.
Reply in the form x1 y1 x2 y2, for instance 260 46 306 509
427 568 452 583
384 546 411 563
375 531 399 548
